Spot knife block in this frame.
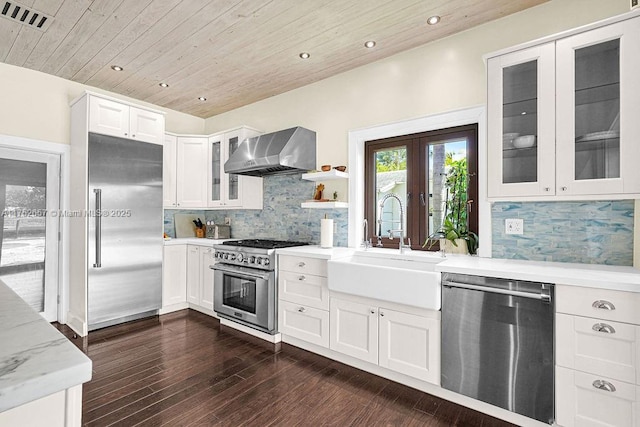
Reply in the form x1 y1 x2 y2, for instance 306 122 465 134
195 228 205 238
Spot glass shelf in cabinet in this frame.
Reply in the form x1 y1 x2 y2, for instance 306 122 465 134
575 82 619 106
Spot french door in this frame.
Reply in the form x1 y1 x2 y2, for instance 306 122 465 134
0 147 60 321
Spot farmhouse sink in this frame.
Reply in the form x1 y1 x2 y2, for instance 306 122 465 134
327 249 442 310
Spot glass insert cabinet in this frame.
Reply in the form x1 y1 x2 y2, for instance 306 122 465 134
487 16 640 198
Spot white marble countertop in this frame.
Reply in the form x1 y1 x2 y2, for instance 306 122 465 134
276 245 354 260
436 257 640 293
163 237 230 246
0 282 92 412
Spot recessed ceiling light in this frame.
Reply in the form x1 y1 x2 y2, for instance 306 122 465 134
364 41 376 48
427 15 441 25
159 82 169 88
198 96 207 101
110 65 123 71
299 52 310 59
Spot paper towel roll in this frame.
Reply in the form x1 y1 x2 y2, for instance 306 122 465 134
320 218 334 248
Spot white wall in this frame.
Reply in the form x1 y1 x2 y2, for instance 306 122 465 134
0 62 204 145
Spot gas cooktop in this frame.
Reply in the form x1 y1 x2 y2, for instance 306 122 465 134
221 239 310 250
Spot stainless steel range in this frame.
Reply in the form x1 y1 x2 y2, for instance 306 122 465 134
212 239 309 334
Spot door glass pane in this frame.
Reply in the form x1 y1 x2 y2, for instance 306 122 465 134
0 159 47 313
211 140 221 202
574 39 620 180
375 147 406 239
228 137 239 201
428 140 468 237
222 274 256 314
502 60 538 184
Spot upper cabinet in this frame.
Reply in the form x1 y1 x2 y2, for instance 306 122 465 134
176 136 208 208
488 16 640 199
88 95 164 145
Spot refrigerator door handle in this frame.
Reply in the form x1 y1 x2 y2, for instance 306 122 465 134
93 188 102 268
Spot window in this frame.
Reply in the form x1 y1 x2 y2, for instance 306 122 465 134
364 124 478 251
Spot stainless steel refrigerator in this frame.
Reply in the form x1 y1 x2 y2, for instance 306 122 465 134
87 133 163 331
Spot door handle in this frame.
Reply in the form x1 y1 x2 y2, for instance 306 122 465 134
592 300 615 311
592 323 616 334
592 379 616 392
93 189 102 268
419 192 426 206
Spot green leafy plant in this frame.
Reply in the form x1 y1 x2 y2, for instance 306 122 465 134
423 154 478 254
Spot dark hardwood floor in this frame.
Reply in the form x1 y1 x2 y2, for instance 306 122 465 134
55 310 516 427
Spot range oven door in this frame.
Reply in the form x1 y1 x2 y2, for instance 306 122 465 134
213 263 276 333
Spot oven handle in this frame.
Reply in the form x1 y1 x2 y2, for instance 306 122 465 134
212 263 271 280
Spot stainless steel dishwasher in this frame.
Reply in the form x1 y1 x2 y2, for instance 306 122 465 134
441 273 554 424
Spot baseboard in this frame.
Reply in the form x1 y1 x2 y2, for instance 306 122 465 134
66 311 87 337
159 302 189 315
188 303 217 318
219 318 282 344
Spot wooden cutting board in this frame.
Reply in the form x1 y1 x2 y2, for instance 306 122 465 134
174 213 200 238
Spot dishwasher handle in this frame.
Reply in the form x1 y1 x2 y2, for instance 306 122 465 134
443 280 552 303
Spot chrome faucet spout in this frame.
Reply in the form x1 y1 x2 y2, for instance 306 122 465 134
376 193 410 253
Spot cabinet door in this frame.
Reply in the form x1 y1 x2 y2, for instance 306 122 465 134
556 366 638 427
186 245 200 304
207 133 225 207
279 270 328 311
329 297 378 364
200 247 215 310
88 96 130 138
223 130 243 208
162 245 187 307
176 137 207 207
487 43 556 198
130 107 164 144
279 301 329 348
378 308 440 385
163 134 177 207
556 19 640 195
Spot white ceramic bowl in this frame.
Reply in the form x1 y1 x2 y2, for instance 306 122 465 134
502 132 519 149
513 135 535 148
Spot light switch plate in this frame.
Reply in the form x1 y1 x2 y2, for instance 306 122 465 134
505 218 524 235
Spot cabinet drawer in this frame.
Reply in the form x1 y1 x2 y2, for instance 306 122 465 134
556 285 640 325
557 313 640 385
278 270 328 310
279 255 327 277
279 301 329 348
556 366 639 427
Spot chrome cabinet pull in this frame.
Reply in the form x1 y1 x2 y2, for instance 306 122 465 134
298 275 306 281
592 380 616 392
543 187 550 192
93 189 102 268
298 262 306 267
370 309 375 314
592 323 616 334
380 311 385 317
298 307 305 313
592 300 616 311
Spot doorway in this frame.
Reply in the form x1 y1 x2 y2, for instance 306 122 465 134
0 147 60 321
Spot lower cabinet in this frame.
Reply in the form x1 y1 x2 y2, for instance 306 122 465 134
329 296 440 384
556 366 639 427
162 245 187 308
186 244 216 311
279 300 329 347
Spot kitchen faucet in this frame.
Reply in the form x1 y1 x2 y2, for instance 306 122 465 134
376 193 411 253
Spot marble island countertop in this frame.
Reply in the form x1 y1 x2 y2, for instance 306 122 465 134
0 281 92 413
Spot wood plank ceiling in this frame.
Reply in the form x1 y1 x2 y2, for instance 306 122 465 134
0 0 548 118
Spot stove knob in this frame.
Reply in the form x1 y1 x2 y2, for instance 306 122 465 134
229 253 236 261
256 257 264 266
236 253 244 263
263 258 270 266
248 256 256 264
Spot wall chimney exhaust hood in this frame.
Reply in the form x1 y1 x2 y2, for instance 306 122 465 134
224 126 316 177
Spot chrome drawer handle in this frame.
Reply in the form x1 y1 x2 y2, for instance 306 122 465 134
298 262 306 267
298 307 305 313
592 300 616 311
592 380 616 392
298 275 306 281
592 323 616 334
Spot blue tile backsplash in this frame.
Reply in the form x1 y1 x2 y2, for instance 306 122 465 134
491 200 634 265
164 173 348 246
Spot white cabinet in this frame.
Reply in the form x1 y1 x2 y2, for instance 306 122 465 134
207 128 263 209
278 255 330 347
329 295 440 384
488 16 640 199
88 95 164 144
556 285 640 426
186 244 216 312
162 245 187 310
176 136 208 208
163 134 177 207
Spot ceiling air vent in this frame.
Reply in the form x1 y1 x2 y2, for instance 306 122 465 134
1 1 53 31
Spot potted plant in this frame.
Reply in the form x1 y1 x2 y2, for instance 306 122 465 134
424 155 478 255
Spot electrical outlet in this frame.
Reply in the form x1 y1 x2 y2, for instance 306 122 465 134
224 217 231 226
505 218 524 235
